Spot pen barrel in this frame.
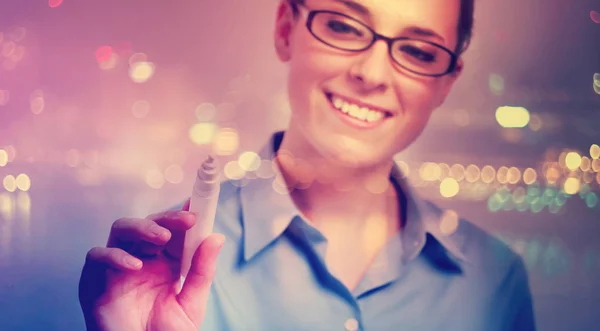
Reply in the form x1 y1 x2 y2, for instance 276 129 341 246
181 156 221 280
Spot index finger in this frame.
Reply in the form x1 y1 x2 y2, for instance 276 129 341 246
146 209 196 261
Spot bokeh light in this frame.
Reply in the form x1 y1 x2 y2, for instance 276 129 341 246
49 0 63 8
507 167 521 184
565 152 582 171
523 168 537 185
481 165 496 183
545 165 561 185
439 209 460 235
145 168 165 189
3 175 17 193
0 150 8 167
213 128 240 156
593 159 600 172
30 96 45 115
489 74 504 95
528 114 543 131
189 123 217 145
129 61 155 83
98 52 118 70
15 174 31 191
95 46 113 63
396 160 409 178
497 166 509 184
195 103 217 122
590 144 600 160
563 177 581 195
465 164 480 183
164 165 184 184
450 164 465 181
256 160 275 179
440 178 459 198
65 149 80 167
132 100 151 118
128 52 148 66
495 106 530 128
419 162 441 181
238 151 261 172
224 160 245 180
586 192 598 208
580 157 591 172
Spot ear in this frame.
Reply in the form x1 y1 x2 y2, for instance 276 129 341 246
274 0 295 62
435 57 464 108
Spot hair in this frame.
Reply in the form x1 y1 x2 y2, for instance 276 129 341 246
288 0 475 56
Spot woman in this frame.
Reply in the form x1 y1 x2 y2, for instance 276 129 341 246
79 0 535 330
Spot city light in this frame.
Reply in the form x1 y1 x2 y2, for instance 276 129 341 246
590 144 600 160
0 150 7 167
440 178 460 198
213 128 240 156
565 152 582 171
489 74 505 95
129 61 155 83
189 123 217 145
238 152 261 172
495 106 530 128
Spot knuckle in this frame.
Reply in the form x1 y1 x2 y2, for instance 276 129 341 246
107 248 123 262
111 217 128 230
86 246 103 260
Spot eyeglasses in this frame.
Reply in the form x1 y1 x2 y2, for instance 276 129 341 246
294 5 458 77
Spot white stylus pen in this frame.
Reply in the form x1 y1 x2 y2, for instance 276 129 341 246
181 155 221 281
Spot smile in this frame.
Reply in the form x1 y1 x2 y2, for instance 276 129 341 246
325 92 393 129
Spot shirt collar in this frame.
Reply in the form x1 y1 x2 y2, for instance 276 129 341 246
239 131 469 265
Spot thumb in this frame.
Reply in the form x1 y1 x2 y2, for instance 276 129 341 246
177 233 225 327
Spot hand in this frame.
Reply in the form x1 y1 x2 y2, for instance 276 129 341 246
78 199 225 331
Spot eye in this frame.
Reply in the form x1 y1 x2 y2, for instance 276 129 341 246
399 45 437 63
326 19 364 37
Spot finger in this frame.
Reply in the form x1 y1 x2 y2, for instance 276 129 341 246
146 210 197 261
107 218 172 249
86 246 143 271
146 210 196 232
177 234 225 328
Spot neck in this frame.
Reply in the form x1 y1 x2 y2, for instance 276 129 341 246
275 130 401 233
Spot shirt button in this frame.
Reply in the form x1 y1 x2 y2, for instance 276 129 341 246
344 318 359 331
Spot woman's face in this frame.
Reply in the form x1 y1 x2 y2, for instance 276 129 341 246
275 0 464 169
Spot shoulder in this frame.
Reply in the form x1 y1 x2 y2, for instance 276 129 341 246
422 200 535 327
422 200 527 276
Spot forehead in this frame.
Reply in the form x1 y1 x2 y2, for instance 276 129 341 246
314 0 461 47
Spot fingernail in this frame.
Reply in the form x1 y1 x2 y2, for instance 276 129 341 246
125 256 142 269
149 225 166 237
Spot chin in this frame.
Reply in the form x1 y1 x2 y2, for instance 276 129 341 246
314 133 392 170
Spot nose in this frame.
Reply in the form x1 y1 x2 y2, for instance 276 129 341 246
348 40 394 93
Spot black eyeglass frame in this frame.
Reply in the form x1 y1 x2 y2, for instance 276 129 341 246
297 7 459 77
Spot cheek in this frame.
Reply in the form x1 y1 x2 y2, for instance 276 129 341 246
389 77 443 145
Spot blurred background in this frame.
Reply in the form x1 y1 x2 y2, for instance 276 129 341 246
0 0 599 330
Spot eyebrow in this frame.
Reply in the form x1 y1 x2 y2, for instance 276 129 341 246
330 0 446 43
331 0 370 15
404 26 446 43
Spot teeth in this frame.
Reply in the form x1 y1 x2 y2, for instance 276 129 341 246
330 95 385 123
